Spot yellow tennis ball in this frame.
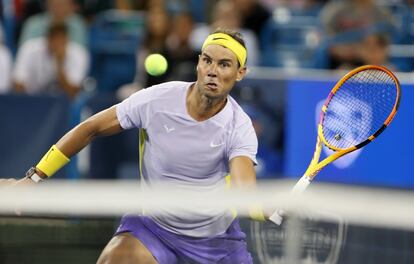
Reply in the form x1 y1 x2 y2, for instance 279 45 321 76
144 53 168 76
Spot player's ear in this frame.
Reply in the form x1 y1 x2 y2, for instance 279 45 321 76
236 66 247 82
196 54 202 71
195 55 199 71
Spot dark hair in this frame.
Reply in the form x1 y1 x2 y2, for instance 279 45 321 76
212 28 246 48
212 28 247 67
47 22 68 38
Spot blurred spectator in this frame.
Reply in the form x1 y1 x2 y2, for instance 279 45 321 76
330 32 396 71
166 12 198 81
116 7 170 99
135 10 197 85
117 9 198 100
19 0 88 48
320 0 394 36
81 0 154 21
261 0 324 15
136 7 171 87
190 0 259 66
359 33 394 70
319 0 395 69
87 1 146 93
113 0 140 11
13 22 89 99
0 23 12 94
231 0 271 41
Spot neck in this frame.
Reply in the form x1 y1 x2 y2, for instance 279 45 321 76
186 83 227 121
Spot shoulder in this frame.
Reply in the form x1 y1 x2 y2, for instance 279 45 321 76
228 97 253 128
19 38 46 53
0 45 11 60
24 13 47 26
225 98 258 150
146 81 192 96
117 81 191 125
126 81 191 105
68 14 87 27
68 42 88 55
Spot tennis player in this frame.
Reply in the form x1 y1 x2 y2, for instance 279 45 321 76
9 28 263 263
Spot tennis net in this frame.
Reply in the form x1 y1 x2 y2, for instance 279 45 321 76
0 179 413 264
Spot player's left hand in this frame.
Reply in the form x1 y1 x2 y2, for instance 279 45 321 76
0 177 35 187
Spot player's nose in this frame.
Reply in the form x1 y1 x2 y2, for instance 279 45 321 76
207 63 218 77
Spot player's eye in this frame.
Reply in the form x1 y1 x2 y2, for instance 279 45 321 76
203 57 212 64
220 62 230 68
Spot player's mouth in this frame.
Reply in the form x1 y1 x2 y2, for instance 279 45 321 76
205 82 218 90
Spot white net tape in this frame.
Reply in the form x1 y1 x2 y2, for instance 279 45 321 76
1 179 413 230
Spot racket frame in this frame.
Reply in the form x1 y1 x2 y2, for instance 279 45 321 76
304 65 401 182
270 65 401 223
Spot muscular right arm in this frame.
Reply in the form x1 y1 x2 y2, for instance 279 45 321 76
34 106 123 177
1 105 123 184
55 106 122 157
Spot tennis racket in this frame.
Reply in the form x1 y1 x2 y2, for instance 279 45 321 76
269 65 401 224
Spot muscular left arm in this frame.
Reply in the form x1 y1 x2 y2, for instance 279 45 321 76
230 156 268 221
229 156 257 190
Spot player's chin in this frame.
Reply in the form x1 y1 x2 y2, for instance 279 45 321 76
202 91 219 100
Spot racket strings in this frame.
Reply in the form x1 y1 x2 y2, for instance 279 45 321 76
323 69 398 149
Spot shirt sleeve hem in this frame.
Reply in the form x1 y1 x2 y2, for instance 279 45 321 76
228 153 258 166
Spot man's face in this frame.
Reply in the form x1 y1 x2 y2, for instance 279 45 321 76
47 0 73 21
196 44 246 100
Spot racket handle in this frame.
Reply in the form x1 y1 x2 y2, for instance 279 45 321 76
268 176 312 225
269 210 284 225
291 175 312 193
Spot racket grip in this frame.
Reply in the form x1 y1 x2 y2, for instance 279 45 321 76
268 176 312 225
291 176 312 193
269 210 285 225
